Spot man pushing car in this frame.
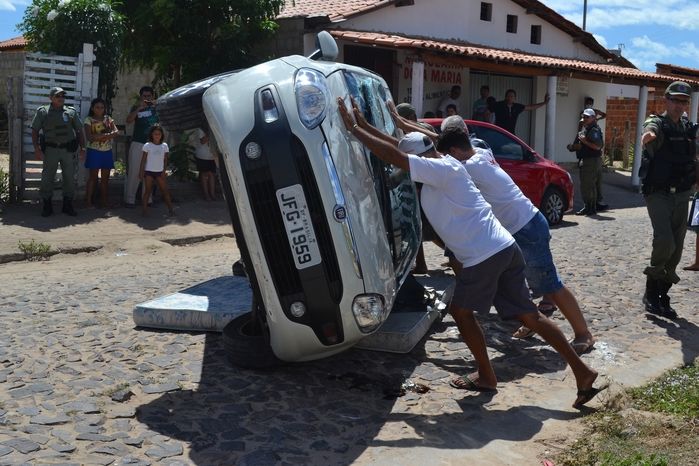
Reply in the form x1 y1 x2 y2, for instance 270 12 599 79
337 97 606 409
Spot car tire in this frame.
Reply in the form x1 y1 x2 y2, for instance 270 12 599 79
540 187 566 226
156 70 240 132
222 311 281 369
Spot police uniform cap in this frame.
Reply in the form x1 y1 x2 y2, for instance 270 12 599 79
665 81 691 97
49 87 66 97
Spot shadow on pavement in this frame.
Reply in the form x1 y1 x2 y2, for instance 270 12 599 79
136 301 575 465
645 314 699 365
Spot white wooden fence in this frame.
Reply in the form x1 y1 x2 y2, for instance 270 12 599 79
14 43 98 200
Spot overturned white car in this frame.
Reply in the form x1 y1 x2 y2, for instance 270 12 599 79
157 32 421 367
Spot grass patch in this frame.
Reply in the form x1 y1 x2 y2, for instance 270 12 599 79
556 363 699 466
17 239 53 260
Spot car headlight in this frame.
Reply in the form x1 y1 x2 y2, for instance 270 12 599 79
294 68 329 129
352 294 387 333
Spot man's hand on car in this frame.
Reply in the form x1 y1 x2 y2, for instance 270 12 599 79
337 97 357 132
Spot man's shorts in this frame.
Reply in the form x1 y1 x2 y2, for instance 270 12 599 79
451 243 537 320
512 211 564 296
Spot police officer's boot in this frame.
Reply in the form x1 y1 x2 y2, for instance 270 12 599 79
642 276 663 315
657 281 678 319
41 198 53 217
62 197 77 216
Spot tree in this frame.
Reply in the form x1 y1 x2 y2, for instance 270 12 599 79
115 0 284 89
18 0 125 105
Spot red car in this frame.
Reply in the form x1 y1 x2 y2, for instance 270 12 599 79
421 118 574 225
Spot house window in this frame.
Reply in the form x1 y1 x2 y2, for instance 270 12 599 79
531 25 542 44
480 3 492 21
506 15 518 33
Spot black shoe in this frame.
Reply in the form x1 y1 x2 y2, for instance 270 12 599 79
232 259 247 277
643 292 664 315
62 198 77 216
596 203 609 212
41 199 53 217
658 296 678 319
576 207 597 216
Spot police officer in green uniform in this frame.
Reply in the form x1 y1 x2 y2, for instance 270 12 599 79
575 108 605 216
31 87 86 217
640 81 698 318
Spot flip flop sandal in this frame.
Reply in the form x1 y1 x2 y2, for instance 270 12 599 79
573 383 609 409
449 375 497 392
512 325 535 339
571 340 595 355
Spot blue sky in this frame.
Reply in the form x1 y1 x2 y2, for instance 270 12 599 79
2 0 699 73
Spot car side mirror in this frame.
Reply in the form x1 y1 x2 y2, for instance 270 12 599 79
524 149 536 162
309 31 339 62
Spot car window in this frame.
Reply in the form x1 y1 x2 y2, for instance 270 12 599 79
343 71 419 276
468 125 524 161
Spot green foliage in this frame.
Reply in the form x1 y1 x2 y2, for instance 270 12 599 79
0 167 9 204
597 452 668 466
115 0 284 87
168 131 196 181
18 0 125 104
630 364 699 418
18 239 53 260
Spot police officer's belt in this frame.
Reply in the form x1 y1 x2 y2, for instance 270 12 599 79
44 141 74 149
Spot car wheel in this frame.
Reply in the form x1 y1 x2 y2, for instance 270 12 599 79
156 70 240 132
540 187 566 225
222 311 281 369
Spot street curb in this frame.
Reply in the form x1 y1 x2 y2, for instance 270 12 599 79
0 233 234 265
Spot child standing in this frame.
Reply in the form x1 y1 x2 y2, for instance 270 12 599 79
139 124 174 216
194 128 217 201
84 98 119 208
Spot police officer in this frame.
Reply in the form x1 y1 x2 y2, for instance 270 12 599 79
640 81 698 318
31 87 85 217
575 108 604 216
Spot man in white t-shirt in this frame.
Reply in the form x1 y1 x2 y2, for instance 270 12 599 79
437 126 595 355
437 85 461 118
337 97 605 409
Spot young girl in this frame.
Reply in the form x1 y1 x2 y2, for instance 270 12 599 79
84 98 119 208
139 124 174 216
194 128 217 201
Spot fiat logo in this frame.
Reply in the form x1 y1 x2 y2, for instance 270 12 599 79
333 205 346 221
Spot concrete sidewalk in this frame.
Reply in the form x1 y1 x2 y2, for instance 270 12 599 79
0 196 234 263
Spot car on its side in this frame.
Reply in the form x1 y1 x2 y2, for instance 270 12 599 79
157 32 421 367
421 118 574 225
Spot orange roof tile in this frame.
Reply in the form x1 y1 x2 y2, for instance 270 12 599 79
330 30 699 87
0 36 27 51
279 0 392 20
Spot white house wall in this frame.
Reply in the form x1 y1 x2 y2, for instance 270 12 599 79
341 0 606 62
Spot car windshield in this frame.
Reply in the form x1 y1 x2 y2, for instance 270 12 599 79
343 71 420 280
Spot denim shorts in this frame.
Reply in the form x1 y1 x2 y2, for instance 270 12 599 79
512 211 564 296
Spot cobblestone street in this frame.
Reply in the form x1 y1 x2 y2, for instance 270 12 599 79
1 175 698 465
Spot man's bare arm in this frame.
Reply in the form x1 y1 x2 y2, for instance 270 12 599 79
338 97 410 171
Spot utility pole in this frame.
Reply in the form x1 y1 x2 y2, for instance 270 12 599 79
583 0 588 30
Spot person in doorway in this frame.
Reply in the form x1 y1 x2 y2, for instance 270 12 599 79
437 85 461 117
471 85 491 122
84 98 119 209
194 128 217 201
575 108 605 216
31 86 86 217
640 81 698 318
125 86 159 206
437 126 595 354
445 104 458 117
493 89 549 134
139 124 174 216
339 96 606 408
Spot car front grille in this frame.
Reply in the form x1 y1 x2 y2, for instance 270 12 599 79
240 136 342 312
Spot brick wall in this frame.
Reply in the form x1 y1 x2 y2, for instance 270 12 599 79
603 92 677 160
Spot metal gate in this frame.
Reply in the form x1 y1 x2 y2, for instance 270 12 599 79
9 43 98 200
469 72 533 143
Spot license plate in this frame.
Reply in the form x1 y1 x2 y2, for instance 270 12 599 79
276 184 322 270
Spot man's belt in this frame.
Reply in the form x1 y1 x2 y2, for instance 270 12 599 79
44 141 72 149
